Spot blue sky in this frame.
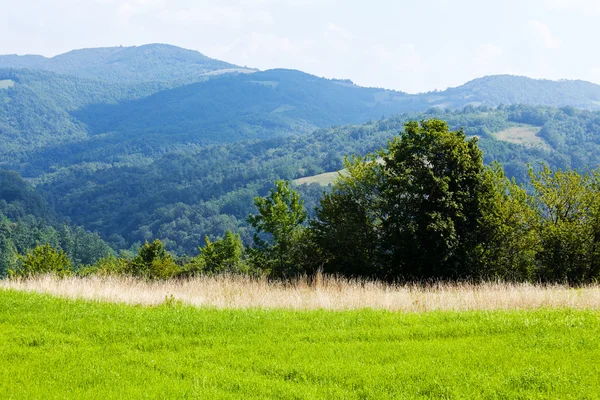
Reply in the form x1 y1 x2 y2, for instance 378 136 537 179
2 0 598 93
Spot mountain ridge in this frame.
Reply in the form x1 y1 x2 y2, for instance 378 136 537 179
0 43 255 83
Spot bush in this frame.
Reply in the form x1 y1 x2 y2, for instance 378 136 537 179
10 244 71 278
127 239 181 279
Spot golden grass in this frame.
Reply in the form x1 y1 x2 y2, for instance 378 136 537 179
2 274 600 312
294 170 346 186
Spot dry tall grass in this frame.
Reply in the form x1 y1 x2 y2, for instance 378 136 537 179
3 274 600 312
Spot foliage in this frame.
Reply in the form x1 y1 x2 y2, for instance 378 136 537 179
381 120 496 279
79 254 129 277
10 244 71 278
127 239 180 280
25 104 600 255
311 155 385 277
311 119 600 283
0 172 114 275
7 108 600 283
186 231 248 275
478 164 538 281
248 180 307 277
313 120 500 280
529 166 600 282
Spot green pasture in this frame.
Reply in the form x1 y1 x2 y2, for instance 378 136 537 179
1 290 599 399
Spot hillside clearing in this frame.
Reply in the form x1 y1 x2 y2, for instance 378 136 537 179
294 170 346 186
1 290 599 399
0 79 15 89
3 275 600 311
493 126 551 150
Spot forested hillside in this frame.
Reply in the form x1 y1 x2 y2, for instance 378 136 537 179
4 45 600 257
0 171 112 276
0 68 175 171
428 75 600 110
72 69 411 144
3 45 600 181
0 44 252 84
29 105 600 254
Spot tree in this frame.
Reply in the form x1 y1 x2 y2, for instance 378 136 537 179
190 230 247 275
128 239 180 279
247 180 307 277
313 119 503 281
380 120 495 279
478 163 538 281
312 155 384 277
529 166 600 282
10 244 71 278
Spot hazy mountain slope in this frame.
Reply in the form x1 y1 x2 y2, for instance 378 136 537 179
0 170 57 223
0 68 175 173
426 75 600 110
0 67 410 176
4 44 600 182
74 69 410 143
0 44 254 84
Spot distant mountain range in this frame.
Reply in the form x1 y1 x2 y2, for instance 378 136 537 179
2 44 600 177
3 43 600 252
0 43 255 83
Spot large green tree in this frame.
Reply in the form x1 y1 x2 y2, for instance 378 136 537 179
312 155 385 277
247 180 307 277
530 166 600 282
314 119 507 280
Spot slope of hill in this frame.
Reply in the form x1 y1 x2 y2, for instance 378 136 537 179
0 44 254 84
0 170 57 223
34 105 600 254
424 75 600 110
0 67 411 176
0 68 177 175
3 44 600 181
73 69 410 143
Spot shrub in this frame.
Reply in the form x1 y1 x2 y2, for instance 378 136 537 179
10 244 71 278
128 239 181 279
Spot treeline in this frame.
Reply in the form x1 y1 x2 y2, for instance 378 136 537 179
0 171 114 277
10 119 600 283
0 215 114 277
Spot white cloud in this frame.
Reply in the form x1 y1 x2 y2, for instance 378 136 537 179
529 20 561 49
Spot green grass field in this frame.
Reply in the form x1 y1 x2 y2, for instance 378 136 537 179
1 290 599 399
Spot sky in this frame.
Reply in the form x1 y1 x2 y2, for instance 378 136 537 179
1 0 599 93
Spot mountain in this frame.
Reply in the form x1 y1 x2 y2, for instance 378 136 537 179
0 170 57 223
423 75 600 110
0 68 178 175
74 69 411 143
0 66 411 176
73 73 600 149
0 44 255 84
3 45 600 181
5 44 600 253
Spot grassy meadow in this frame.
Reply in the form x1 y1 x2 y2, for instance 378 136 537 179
294 170 345 186
1 280 600 399
0 79 15 89
493 126 550 150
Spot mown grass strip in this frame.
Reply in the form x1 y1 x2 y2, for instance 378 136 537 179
1 290 599 399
